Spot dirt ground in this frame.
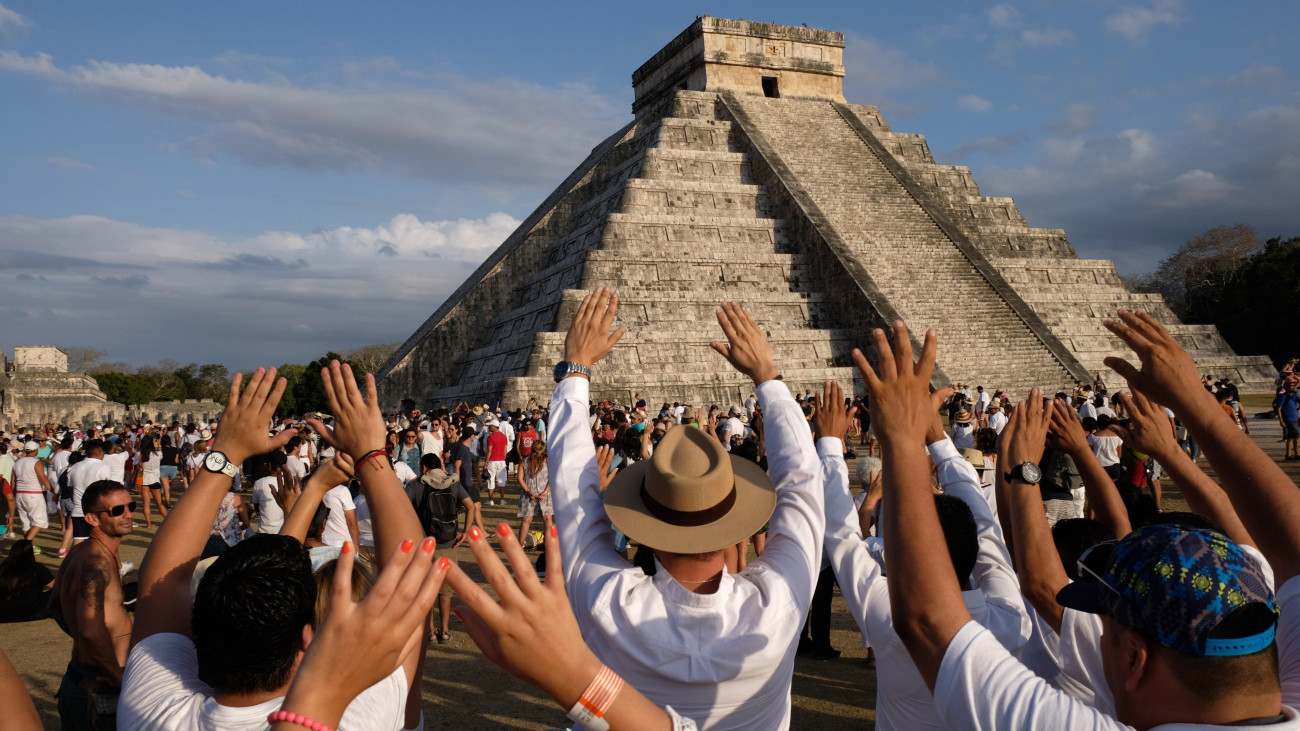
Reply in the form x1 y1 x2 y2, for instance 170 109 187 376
4 396 1295 729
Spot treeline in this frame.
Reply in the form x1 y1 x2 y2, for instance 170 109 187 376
1126 225 1299 367
76 342 401 415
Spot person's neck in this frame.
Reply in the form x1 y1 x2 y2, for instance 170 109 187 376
87 529 123 557
1129 688 1282 730
213 683 292 708
658 552 726 595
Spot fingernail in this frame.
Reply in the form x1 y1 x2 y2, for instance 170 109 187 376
468 526 482 541
422 537 436 552
401 539 414 554
549 525 557 539
341 542 352 555
437 556 450 571
496 523 510 538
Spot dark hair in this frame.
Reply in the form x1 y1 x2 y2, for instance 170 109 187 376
934 495 978 590
285 436 302 452
1051 518 1116 581
192 535 315 694
0 539 40 599
83 439 105 456
1142 511 1221 533
1155 603 1280 700
1080 417 1098 432
60 436 74 450
1115 482 1160 528
420 453 444 471
82 479 128 514
141 434 157 461
161 435 173 448
974 427 999 455
1097 414 1113 430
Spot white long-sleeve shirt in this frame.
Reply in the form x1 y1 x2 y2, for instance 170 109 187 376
550 376 823 731
819 435 1031 731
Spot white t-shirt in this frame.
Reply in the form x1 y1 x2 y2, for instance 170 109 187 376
391 460 417 485
354 494 375 547
721 416 746 449
1078 401 1098 420
285 455 309 481
934 573 1300 730
976 391 992 412
67 457 110 517
141 451 162 485
1087 434 1123 467
48 450 71 487
118 633 407 731
988 410 1008 434
421 431 443 460
252 477 284 535
102 452 132 486
12 456 43 493
321 485 356 548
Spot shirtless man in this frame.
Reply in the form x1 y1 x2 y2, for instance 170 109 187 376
50 479 135 731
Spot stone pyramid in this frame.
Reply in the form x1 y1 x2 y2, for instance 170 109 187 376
375 17 1275 411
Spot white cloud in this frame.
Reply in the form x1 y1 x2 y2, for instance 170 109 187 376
1104 0 1185 42
1020 28 1075 48
1137 169 1238 208
0 3 31 36
1049 102 1100 134
843 33 945 92
987 4 1022 29
0 212 521 365
944 133 1030 161
957 94 994 113
40 156 97 172
0 50 628 187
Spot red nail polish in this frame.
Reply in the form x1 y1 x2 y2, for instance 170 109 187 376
437 557 450 571
400 539 414 554
468 526 482 540
549 525 557 539
341 542 352 555
422 537 436 552
496 523 510 538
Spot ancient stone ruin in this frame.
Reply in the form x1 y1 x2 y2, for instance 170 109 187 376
0 346 221 430
375 16 1275 410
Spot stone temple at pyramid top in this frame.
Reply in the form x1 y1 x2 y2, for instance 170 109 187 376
374 16 1275 411
632 17 846 116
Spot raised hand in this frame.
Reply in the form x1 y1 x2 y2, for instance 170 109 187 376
850 321 938 446
595 445 619 493
711 301 780 385
925 387 956 444
812 381 857 441
1112 391 1181 462
1046 400 1089 456
1000 389 1051 472
276 540 446 729
1103 310 1206 413
317 361 387 459
563 287 627 368
211 368 296 464
314 452 357 488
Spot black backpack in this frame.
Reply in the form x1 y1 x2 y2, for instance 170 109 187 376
416 479 461 544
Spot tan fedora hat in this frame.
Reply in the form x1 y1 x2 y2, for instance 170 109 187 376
603 424 776 554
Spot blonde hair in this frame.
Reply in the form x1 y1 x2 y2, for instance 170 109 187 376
526 440 548 479
312 557 376 629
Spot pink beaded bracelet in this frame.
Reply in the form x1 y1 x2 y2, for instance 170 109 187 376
267 710 336 731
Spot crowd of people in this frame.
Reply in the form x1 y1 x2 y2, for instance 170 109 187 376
0 288 1299 731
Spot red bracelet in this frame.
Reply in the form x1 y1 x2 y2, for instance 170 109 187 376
267 710 335 731
355 449 389 470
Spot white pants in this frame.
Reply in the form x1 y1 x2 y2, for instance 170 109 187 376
17 492 49 531
487 460 507 490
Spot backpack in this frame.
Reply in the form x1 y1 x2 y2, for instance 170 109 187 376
416 477 461 544
58 467 74 501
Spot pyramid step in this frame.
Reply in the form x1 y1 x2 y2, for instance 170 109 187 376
640 148 753 183
621 177 767 216
582 257 801 285
653 117 736 153
604 213 787 246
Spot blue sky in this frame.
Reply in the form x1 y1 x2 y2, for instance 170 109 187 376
1 0 1297 369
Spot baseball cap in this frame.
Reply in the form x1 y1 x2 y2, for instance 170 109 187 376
23 440 39 451
1057 525 1277 657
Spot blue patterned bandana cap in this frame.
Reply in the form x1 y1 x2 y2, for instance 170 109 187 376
1097 525 1277 657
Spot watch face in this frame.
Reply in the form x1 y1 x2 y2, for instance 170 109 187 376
205 452 228 471
1020 463 1042 484
553 361 569 382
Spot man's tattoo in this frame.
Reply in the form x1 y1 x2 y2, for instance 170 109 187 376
80 564 110 612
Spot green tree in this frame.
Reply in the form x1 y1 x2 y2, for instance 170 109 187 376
291 353 360 415
275 363 308 417
1210 236 1300 368
94 372 156 405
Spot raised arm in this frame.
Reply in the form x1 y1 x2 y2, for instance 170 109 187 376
854 322 970 690
1000 391 1074 634
133 369 295 645
280 457 353 543
1113 390 1255 548
1104 309 1300 581
1046 401 1131 538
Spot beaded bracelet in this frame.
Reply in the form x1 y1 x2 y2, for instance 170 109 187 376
267 710 335 731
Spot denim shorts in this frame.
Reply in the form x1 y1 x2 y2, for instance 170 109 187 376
160 465 179 479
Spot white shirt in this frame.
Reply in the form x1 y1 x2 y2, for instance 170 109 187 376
48 449 71 486
285 455 309 481
932 574 1300 730
1087 434 1123 467
498 420 515 452
67 457 110 517
1078 401 1098 420
821 435 1031 731
989 410 1008 434
551 377 823 731
977 391 991 412
252 477 284 534
101 451 131 486
391 459 417 485
12 456 43 493
321 484 355 548
354 494 375 547
721 416 746 449
141 451 162 484
420 430 443 459
118 633 407 731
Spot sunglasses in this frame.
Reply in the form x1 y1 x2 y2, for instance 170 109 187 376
1076 539 1123 598
94 501 137 517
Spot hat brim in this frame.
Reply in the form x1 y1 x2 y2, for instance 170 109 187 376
1055 581 1107 615
603 455 776 555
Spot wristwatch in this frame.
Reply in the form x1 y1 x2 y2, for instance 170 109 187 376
203 450 240 478
553 361 592 382
1005 462 1043 485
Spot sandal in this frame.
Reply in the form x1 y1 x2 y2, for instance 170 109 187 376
437 631 451 644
